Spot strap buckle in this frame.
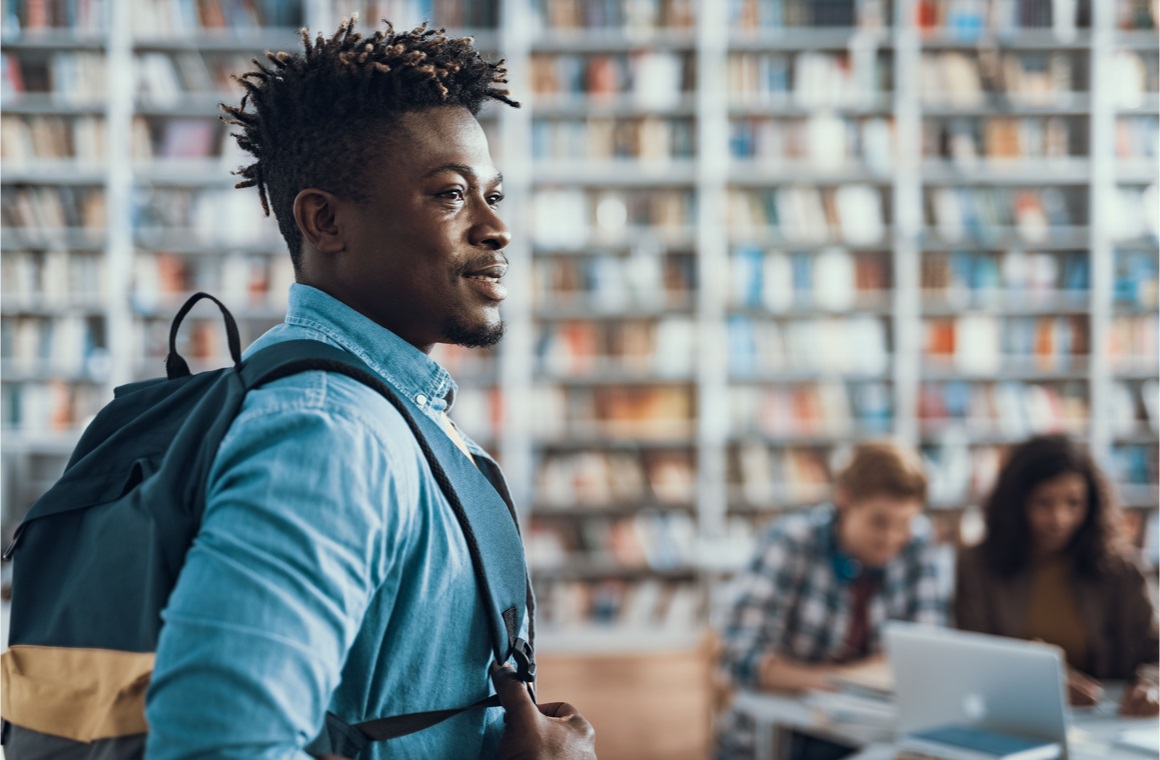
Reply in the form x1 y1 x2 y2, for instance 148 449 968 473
511 637 536 683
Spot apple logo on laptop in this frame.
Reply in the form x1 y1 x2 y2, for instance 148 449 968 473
962 692 987 721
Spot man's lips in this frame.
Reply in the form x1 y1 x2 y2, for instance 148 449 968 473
462 258 509 301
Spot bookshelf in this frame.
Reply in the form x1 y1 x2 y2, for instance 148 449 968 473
2 0 1157 650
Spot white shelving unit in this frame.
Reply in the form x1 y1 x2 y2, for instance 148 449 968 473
2 0 1157 648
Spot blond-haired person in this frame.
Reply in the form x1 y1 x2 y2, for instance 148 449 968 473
716 441 949 760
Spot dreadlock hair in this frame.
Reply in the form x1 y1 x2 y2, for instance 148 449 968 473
221 16 519 269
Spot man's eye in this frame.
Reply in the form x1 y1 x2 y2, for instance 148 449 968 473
441 189 465 201
488 193 505 206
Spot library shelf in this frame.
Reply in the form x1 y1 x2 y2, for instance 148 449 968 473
533 162 698 185
727 27 893 50
529 29 695 52
535 373 697 386
529 98 698 118
0 98 106 115
4 0 1157 648
0 167 106 185
728 166 893 185
0 32 106 50
917 30 1092 49
727 98 895 117
130 30 314 53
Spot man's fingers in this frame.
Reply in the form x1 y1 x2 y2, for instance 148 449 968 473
536 701 579 719
491 663 539 722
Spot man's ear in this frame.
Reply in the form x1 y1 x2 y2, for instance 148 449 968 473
293 188 345 255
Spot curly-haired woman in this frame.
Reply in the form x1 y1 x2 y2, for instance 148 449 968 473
955 434 1159 716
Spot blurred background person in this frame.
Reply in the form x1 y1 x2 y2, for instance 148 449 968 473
715 441 949 760
955 434 1160 717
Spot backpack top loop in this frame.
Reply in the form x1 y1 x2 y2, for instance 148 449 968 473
166 292 244 379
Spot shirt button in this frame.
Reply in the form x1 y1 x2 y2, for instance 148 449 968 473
415 394 428 406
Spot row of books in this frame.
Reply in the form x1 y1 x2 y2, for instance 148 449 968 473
1116 116 1158 161
531 117 695 162
727 52 892 106
1 51 106 101
925 186 1077 244
1 115 106 163
1 186 106 230
918 380 1089 432
915 0 1089 35
133 187 281 245
129 0 304 34
926 439 1159 508
535 449 695 509
921 249 1089 299
729 442 832 507
1115 0 1158 29
1106 50 1158 110
533 578 701 631
731 245 891 311
918 50 1079 108
1 314 106 372
531 188 693 246
527 512 697 571
729 115 894 173
1114 250 1158 309
529 52 691 107
136 51 248 102
924 115 1078 163
730 0 874 28
533 252 695 312
727 314 891 376
923 314 1089 373
729 381 893 438
339 0 500 30
0 380 104 433
131 116 232 160
532 0 693 30
130 252 293 313
536 319 697 378
1 249 105 306
726 186 888 245
531 385 694 440
1111 444 1159 488
1103 184 1159 242
1111 379 1160 436
3 0 105 31
1108 314 1159 369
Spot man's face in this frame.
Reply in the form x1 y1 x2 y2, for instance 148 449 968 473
330 106 510 352
837 495 923 569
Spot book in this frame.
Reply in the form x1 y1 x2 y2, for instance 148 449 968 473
898 723 1061 760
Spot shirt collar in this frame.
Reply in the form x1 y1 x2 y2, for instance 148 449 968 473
284 283 457 415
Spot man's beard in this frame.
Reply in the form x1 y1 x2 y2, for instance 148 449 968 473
442 315 505 349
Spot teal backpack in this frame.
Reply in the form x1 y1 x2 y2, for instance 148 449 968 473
1 293 535 759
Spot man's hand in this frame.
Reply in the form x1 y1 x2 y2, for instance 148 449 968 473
492 663 597 760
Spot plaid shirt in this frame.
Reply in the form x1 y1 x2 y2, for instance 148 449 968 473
715 503 950 759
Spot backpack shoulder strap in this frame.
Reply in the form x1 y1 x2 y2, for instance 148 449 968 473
239 339 533 749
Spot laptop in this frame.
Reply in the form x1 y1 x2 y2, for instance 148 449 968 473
883 622 1069 747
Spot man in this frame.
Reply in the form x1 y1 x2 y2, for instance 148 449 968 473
715 441 949 760
144 18 595 760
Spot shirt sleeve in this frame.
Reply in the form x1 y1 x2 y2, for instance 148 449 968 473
906 534 951 628
145 399 405 759
718 522 804 688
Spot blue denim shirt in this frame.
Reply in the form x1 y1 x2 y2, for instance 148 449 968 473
145 284 518 759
